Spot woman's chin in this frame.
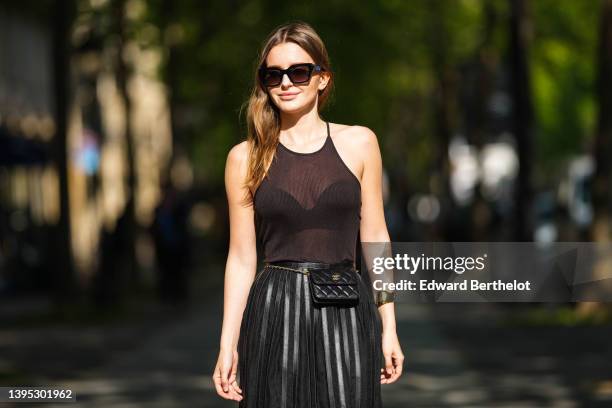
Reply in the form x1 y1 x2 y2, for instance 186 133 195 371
277 102 308 113
276 97 316 113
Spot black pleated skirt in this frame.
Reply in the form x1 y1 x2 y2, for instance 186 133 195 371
237 265 383 408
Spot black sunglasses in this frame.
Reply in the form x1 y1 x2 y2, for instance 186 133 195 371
258 63 324 87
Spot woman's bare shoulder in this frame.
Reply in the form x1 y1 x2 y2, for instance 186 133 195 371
226 140 251 166
225 140 252 189
329 123 378 154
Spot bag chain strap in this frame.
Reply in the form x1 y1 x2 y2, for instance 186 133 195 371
265 264 310 275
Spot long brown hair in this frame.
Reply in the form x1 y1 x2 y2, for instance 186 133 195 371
240 21 334 206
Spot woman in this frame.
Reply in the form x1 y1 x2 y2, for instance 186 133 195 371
213 21 404 407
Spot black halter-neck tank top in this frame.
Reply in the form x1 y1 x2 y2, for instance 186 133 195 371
253 121 361 264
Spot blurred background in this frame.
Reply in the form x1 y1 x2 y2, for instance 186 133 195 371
1 0 612 406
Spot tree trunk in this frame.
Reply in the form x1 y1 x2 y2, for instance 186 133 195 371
429 1 456 241
51 0 78 305
470 1 498 241
161 0 180 164
113 0 139 289
591 0 612 243
578 0 612 316
509 0 534 241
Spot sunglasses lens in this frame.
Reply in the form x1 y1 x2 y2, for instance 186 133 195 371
262 70 282 86
289 66 311 83
260 64 316 87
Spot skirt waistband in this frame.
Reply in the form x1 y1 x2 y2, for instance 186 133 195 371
264 260 357 274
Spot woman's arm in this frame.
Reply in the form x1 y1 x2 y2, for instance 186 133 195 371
357 127 395 320
219 141 258 352
213 141 255 401
356 127 403 383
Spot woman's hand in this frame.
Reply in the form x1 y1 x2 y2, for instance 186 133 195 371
380 329 404 384
212 347 243 401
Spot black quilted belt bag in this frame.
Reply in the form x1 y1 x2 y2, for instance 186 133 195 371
264 260 360 306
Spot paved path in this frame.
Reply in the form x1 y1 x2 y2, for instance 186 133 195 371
4 288 601 407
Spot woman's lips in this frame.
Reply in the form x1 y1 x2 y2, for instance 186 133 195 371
279 93 299 100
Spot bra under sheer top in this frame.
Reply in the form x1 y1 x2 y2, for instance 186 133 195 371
253 121 361 264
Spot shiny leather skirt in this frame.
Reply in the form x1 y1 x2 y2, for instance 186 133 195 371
237 261 383 408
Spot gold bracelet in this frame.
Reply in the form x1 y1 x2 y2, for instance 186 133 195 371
375 290 395 307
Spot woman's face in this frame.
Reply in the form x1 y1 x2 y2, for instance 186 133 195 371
263 42 329 113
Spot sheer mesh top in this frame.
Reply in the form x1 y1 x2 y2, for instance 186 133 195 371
254 122 361 264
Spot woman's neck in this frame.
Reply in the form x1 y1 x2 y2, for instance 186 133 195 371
279 112 326 146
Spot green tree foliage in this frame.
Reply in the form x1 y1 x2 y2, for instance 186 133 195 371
531 0 600 172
